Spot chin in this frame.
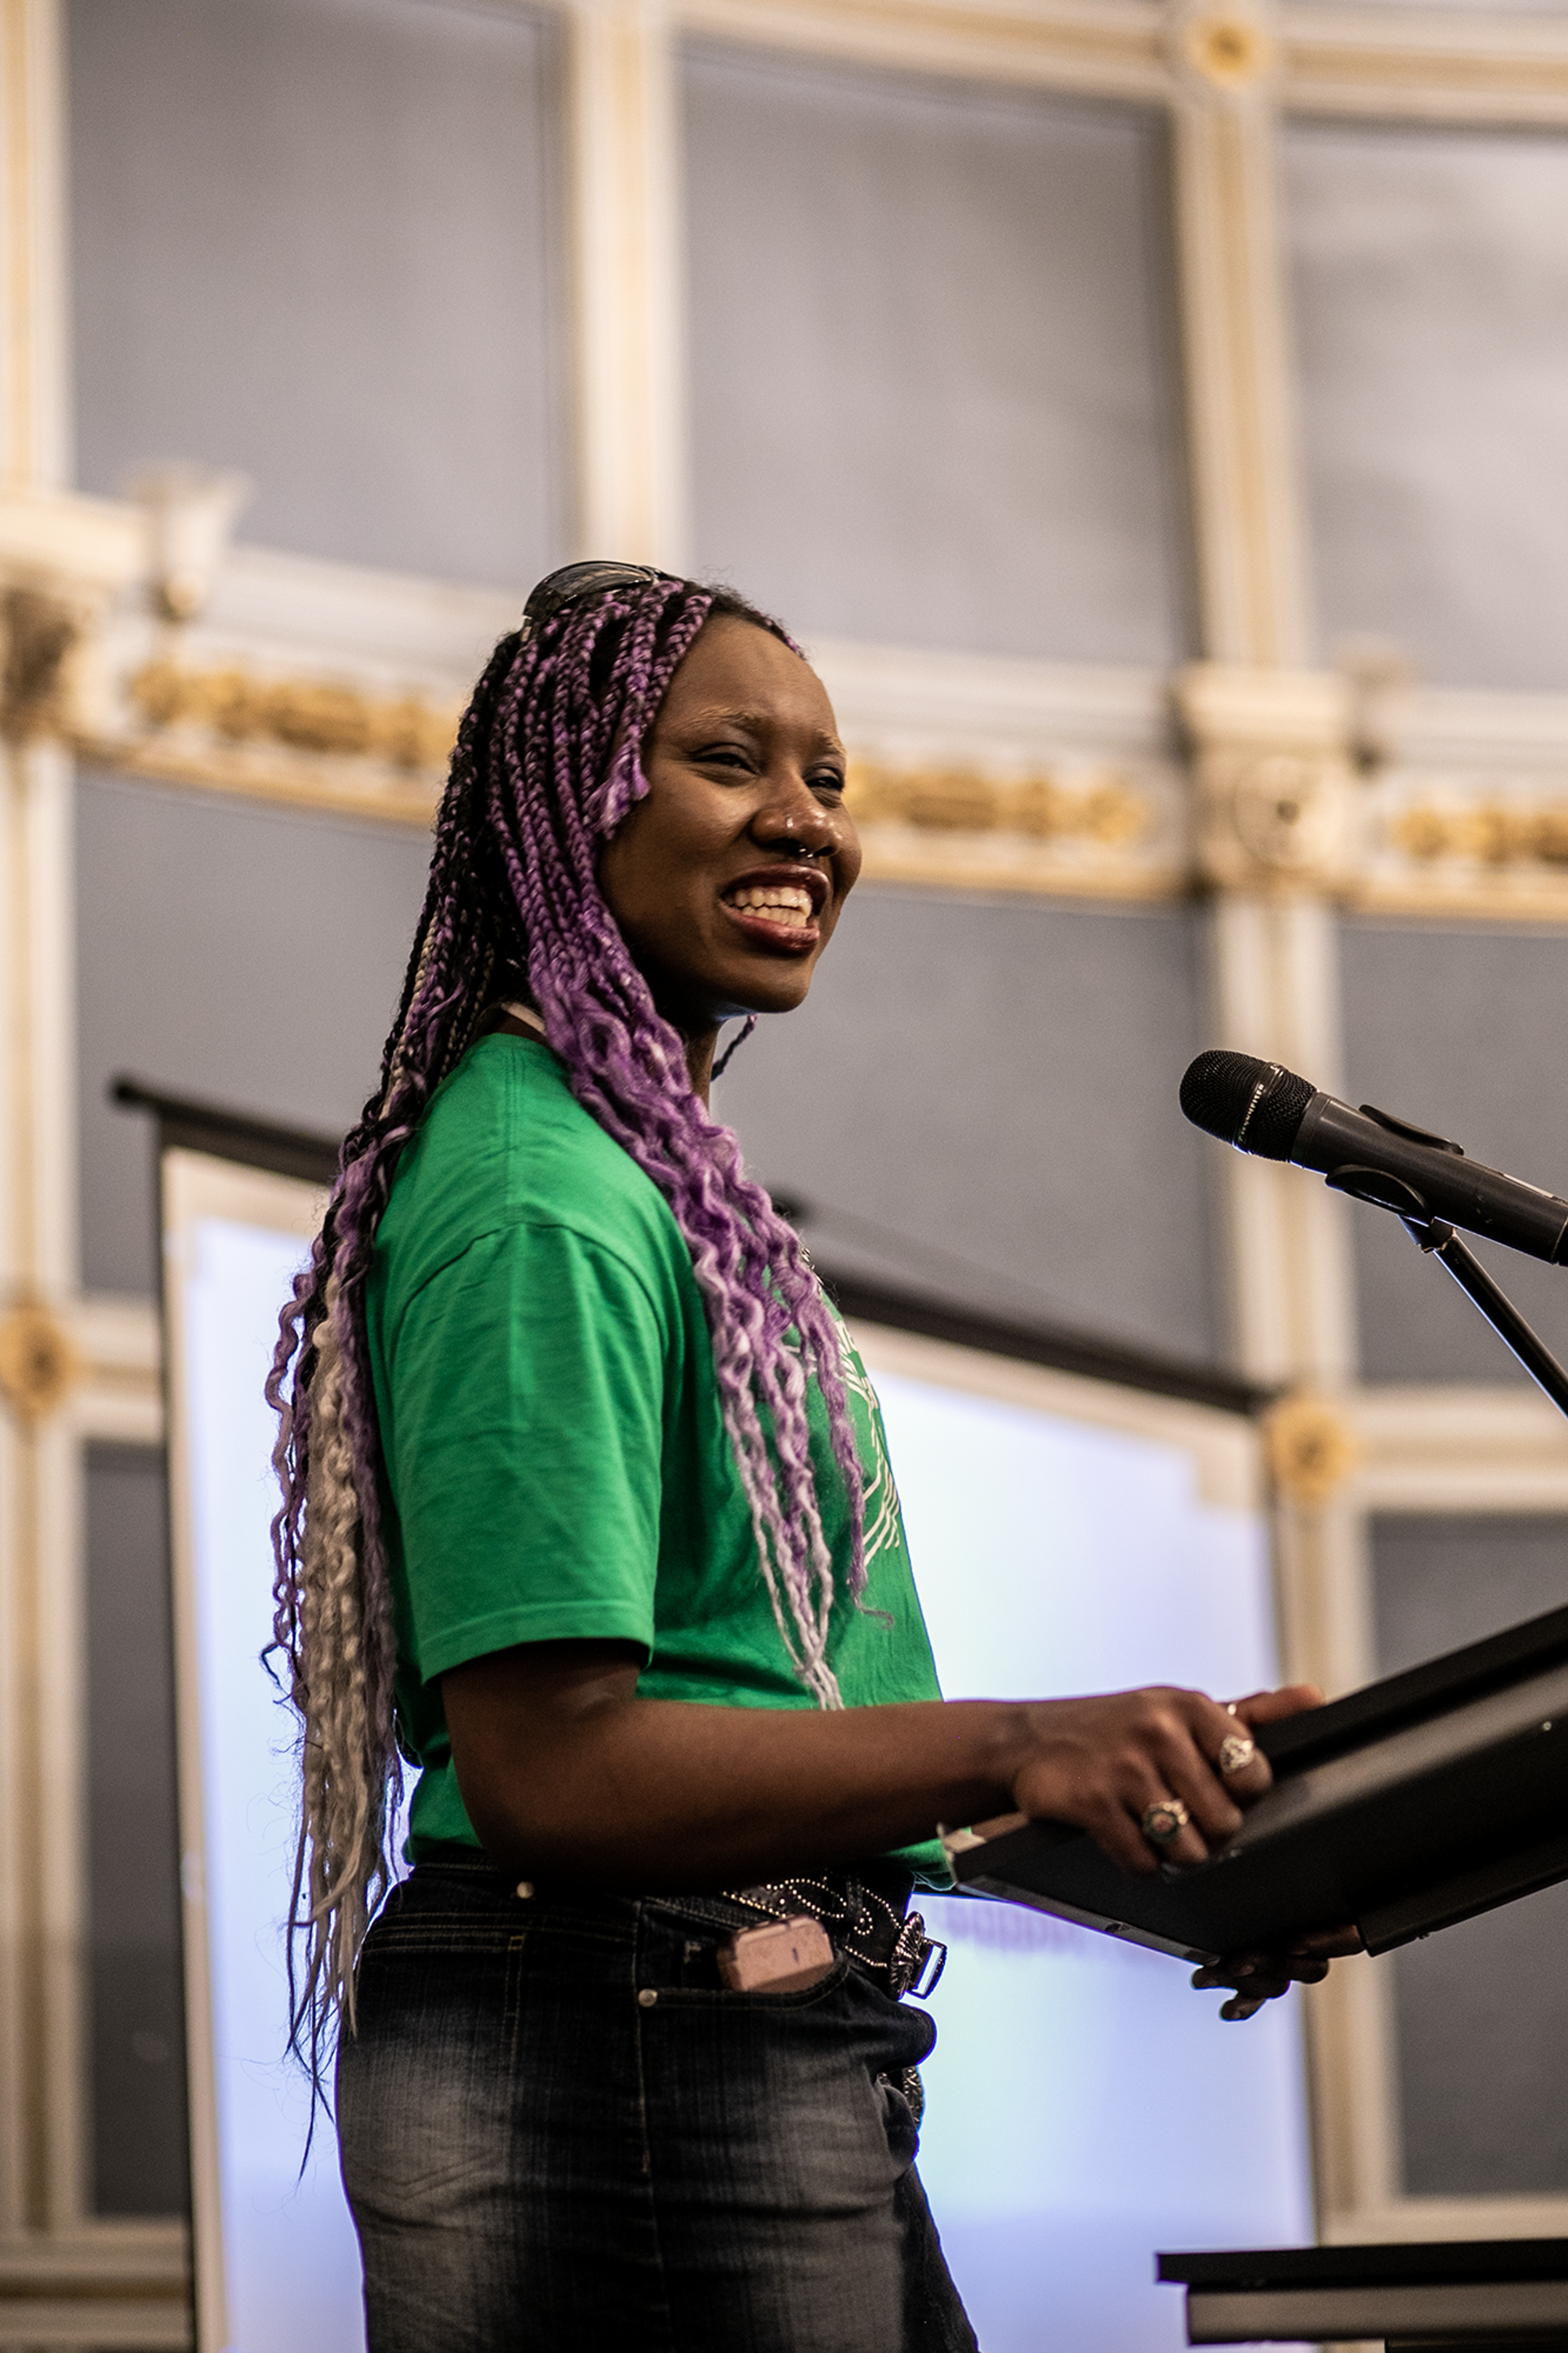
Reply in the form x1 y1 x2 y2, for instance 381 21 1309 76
735 971 816 1017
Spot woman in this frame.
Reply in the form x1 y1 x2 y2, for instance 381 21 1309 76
270 563 1327 2353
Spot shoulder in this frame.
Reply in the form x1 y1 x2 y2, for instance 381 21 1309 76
374 1035 689 1305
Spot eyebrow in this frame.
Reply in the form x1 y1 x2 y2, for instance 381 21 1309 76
684 705 845 755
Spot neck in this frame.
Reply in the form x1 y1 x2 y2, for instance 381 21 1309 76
684 1027 719 1108
503 996 720 1107
497 999 549 1042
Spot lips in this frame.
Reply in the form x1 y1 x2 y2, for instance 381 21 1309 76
719 863 826 953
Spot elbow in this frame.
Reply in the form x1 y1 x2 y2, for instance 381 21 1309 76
452 1755 648 1891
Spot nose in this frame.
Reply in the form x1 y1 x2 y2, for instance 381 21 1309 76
751 776 841 860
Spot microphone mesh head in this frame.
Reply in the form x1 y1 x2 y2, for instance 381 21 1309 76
1179 1050 1314 1162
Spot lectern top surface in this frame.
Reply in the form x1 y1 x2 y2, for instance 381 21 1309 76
1258 1602 1568 1770
1157 2242 1568 2289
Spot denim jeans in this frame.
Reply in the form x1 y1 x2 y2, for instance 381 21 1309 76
336 1860 978 2353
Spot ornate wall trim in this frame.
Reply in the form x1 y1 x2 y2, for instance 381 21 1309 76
568 0 690 566
675 0 1169 102
669 0 1568 128
1283 4 1568 128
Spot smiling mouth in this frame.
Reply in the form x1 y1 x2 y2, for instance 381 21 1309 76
721 883 818 931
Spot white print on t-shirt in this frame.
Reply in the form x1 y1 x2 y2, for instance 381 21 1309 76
832 1328 902 1573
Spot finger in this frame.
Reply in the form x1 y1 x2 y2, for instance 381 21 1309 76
1231 1683 1323 1727
1080 1794 1163 1878
1220 1993 1267 2022
1163 1693 1275 1817
1193 1959 1291 1999
1286 1923 1363 1959
1203 1945 1331 1991
1125 1772 1215 1870
1192 1959 1256 1990
1211 1729 1272 1803
1147 1717 1249 1847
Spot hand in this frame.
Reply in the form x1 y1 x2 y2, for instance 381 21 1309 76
1193 1923 1365 2021
1007 1684 1285 1876
1187 1681 1348 2017
1228 1683 1324 1733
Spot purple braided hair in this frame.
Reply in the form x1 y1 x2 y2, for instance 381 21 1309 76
267 576 866 2072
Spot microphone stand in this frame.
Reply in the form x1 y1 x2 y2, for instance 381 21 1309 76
1399 1214 1568 1423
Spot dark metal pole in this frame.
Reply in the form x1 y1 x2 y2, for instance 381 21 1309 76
1401 1215 1568 1423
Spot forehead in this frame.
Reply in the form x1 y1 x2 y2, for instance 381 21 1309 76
658 616 840 741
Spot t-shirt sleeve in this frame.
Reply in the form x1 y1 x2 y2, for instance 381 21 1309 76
381 1219 670 1679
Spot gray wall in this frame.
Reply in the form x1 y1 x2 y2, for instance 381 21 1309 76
1370 1513 1568 2195
684 43 1190 663
86 1443 188 2217
77 770 431 1295
715 888 1221 1365
80 773 1223 1366
1285 119 1568 691
1340 917 1568 1384
68 0 568 587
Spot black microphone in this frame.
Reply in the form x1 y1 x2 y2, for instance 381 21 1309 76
1180 1049 1568 1267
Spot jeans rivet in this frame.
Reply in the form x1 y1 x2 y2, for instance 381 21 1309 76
514 1881 533 1900
637 1987 658 2008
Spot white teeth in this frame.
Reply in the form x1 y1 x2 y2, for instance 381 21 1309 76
724 885 814 929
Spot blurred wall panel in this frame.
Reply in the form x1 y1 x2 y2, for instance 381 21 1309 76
1370 1513 1568 2197
67 0 568 586
715 889 1222 1365
1285 120 1568 691
1293 0 1568 11
684 45 1189 663
76 769 430 1295
85 1442 189 2219
1340 919 1568 1382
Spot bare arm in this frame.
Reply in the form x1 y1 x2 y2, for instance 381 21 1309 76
443 1638 1316 1890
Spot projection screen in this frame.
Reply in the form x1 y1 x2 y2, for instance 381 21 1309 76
157 1121 1311 2353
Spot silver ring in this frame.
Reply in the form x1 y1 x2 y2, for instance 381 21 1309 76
1218 1732 1258 1776
1141 1798 1190 1848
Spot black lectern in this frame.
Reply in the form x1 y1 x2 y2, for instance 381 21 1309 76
1157 2238 1568 2348
945 1602 1568 1965
1151 1072 1568 2346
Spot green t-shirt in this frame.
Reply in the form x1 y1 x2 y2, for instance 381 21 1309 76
367 1032 948 1882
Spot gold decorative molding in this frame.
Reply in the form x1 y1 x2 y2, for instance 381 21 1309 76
844 755 1187 899
0 1298 83 1424
1353 775 1568 921
1391 800 1568 872
1263 1390 1361 1508
1172 0 1276 93
847 760 1147 846
125 655 458 770
0 579 94 741
72 653 461 825
1176 662 1356 894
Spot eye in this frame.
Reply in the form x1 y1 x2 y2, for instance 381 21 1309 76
810 769 846 801
693 741 756 775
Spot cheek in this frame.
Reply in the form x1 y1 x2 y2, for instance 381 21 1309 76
825 837 863 932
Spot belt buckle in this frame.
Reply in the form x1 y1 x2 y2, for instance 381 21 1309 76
887 1911 947 2000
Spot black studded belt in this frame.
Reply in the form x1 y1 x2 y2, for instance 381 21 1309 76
724 1870 947 2001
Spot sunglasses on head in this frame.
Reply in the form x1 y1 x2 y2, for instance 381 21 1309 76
519 561 681 644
